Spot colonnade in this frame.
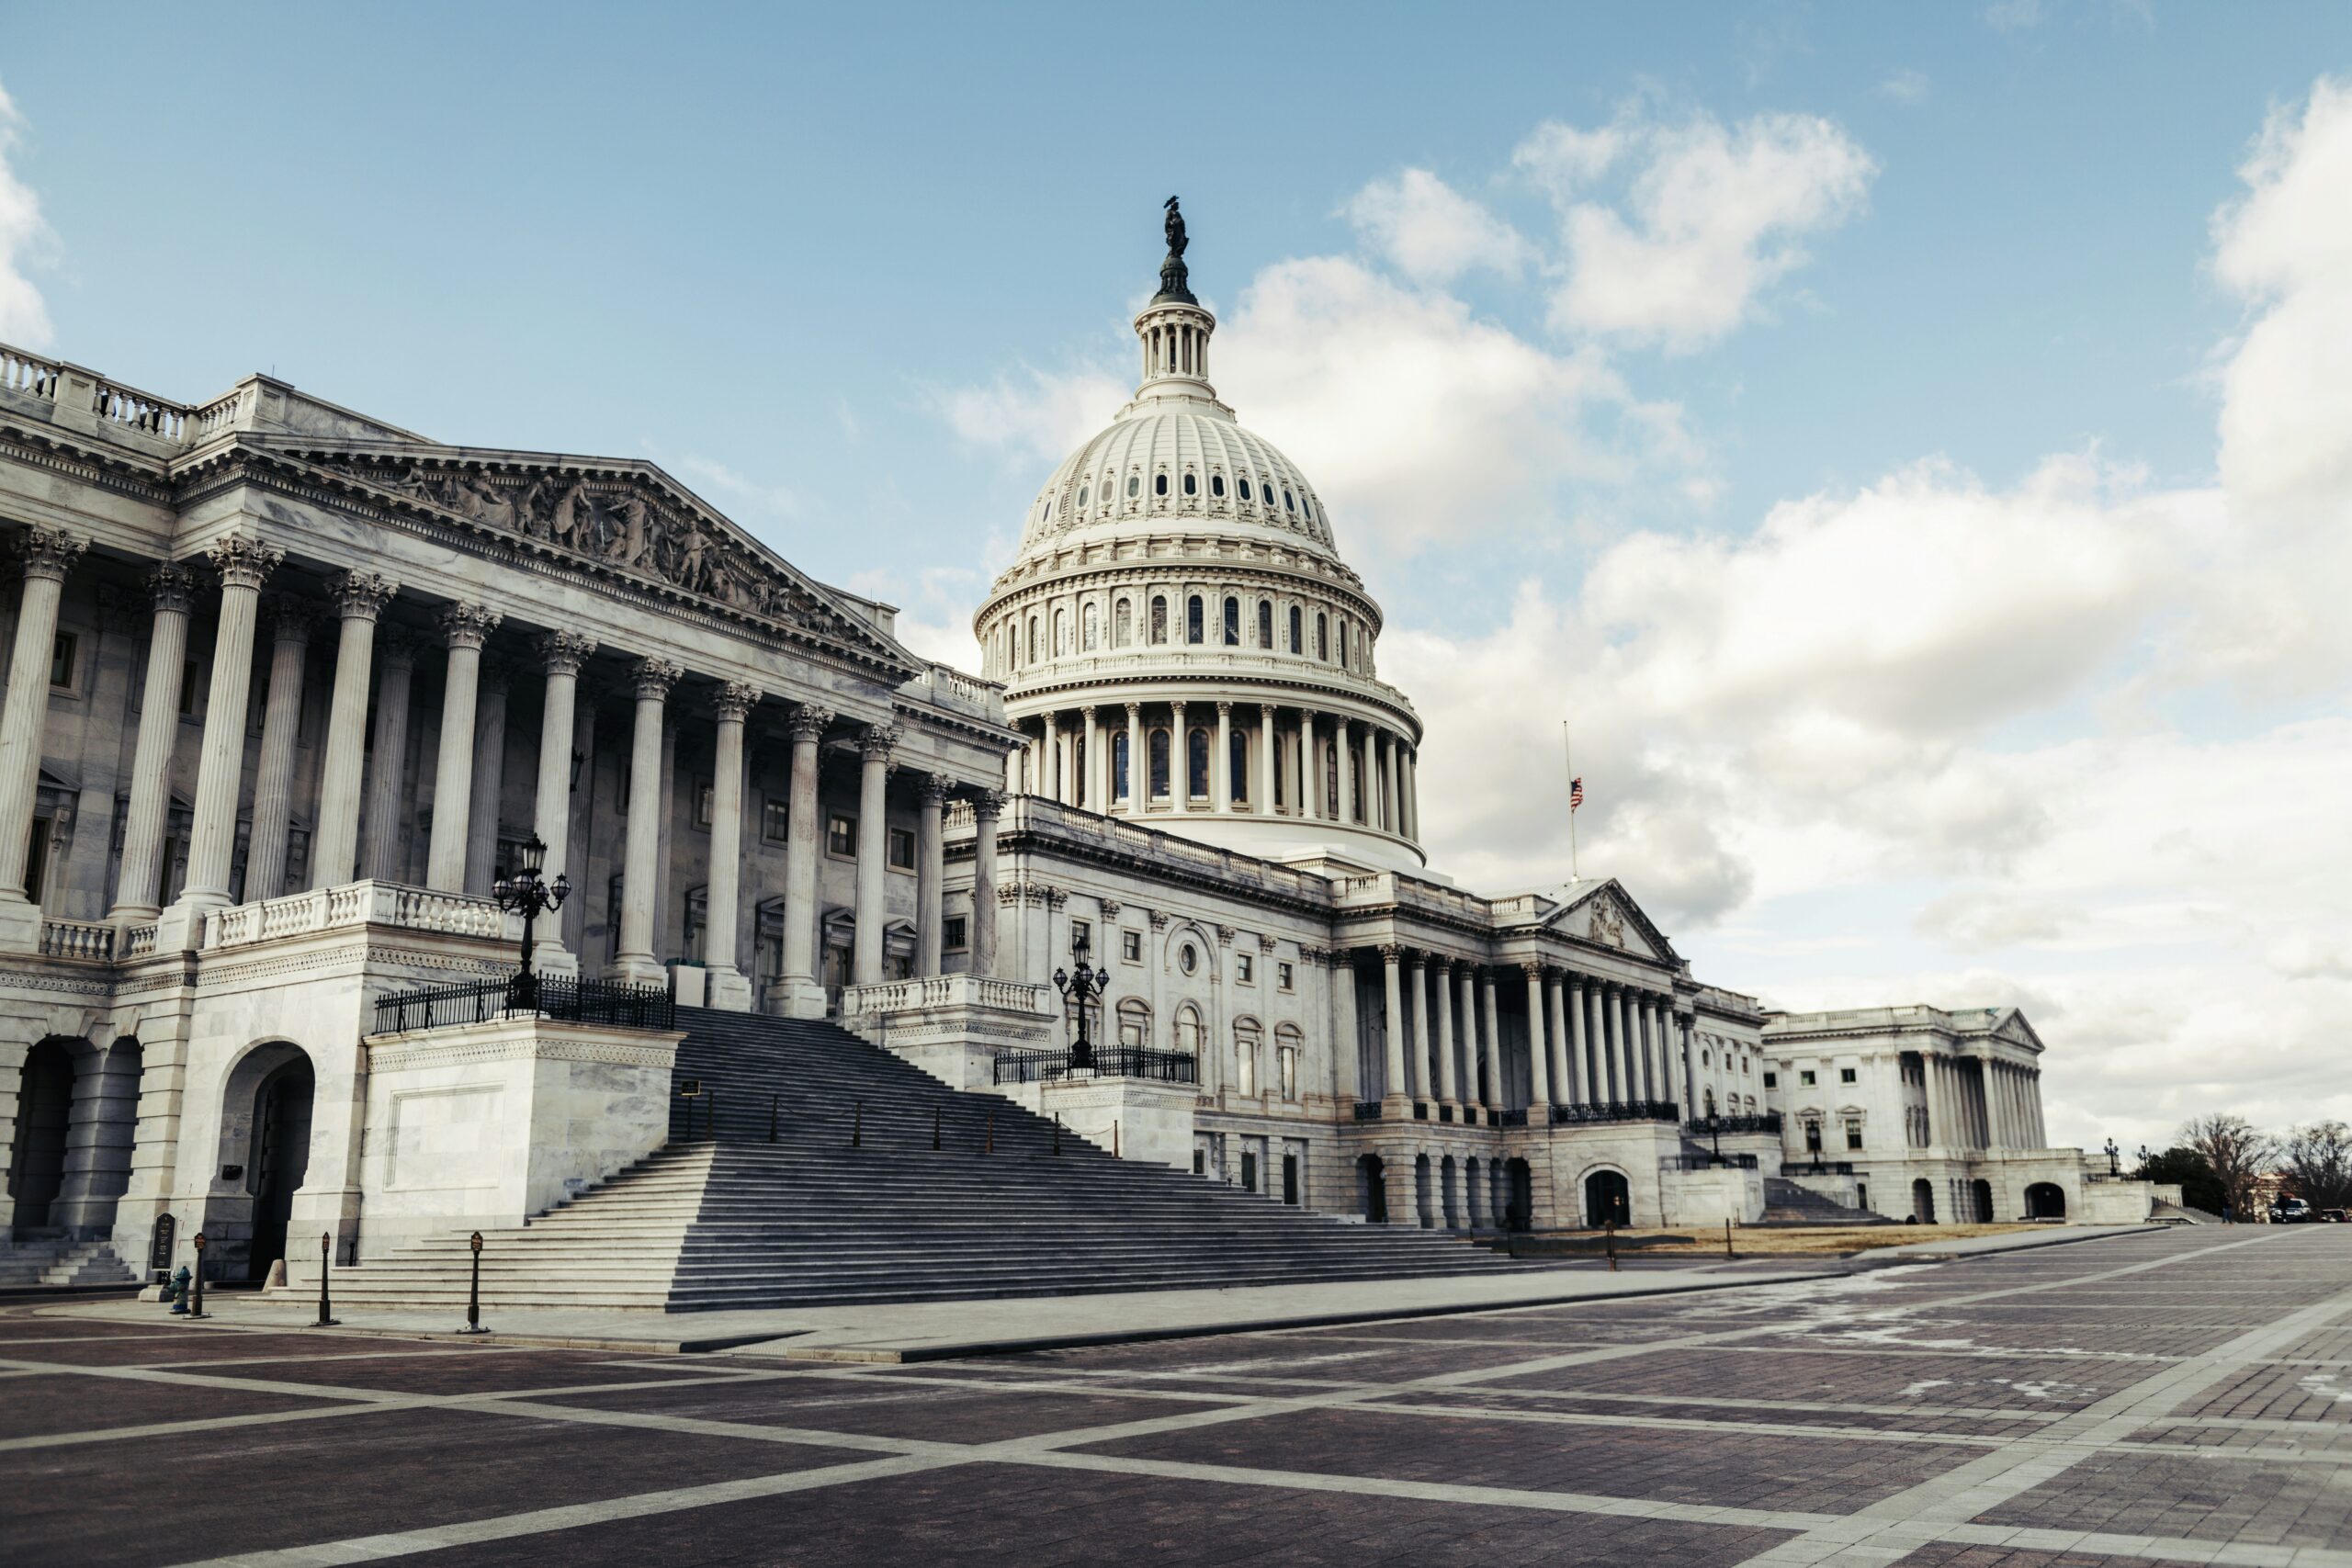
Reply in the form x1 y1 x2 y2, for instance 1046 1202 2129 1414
0 530 1002 991
1011 701 1419 840
1920 1054 2046 1152
1363 946 1692 1122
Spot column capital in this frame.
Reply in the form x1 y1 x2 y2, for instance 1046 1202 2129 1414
916 771 951 806
538 628 597 676
439 602 503 649
858 722 900 762
786 702 835 740
972 787 1007 820
142 562 201 615
328 569 398 621
1124 701 1142 717
1099 897 1123 918
15 525 89 584
1521 961 1547 980
265 595 322 647
1079 703 1098 720
1377 942 1404 964
630 656 684 700
711 680 761 723
378 625 420 671
1216 699 1232 716
205 533 282 592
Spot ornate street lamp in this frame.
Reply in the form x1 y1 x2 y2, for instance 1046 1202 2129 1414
2104 1137 2120 1176
491 834 569 1013
1052 929 1113 1071
1706 1110 1724 1165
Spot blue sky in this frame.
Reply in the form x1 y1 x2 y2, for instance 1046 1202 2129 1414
6 3 2349 1149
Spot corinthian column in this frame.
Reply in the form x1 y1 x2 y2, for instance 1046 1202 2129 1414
971 788 1003 976
609 657 680 986
1405 951 1428 1101
1123 704 1142 810
852 724 897 986
915 773 947 976
1169 701 1188 812
1379 944 1408 1108
168 536 282 942
1524 964 1553 1115
463 657 513 892
110 564 199 924
309 570 396 889
362 630 418 883
1299 710 1318 819
1332 716 1352 823
1434 958 1459 1108
704 681 759 1010
530 630 594 972
0 526 87 944
425 604 501 891
1257 704 1276 814
243 598 319 902
1080 706 1100 812
1213 701 1233 812
776 703 832 1016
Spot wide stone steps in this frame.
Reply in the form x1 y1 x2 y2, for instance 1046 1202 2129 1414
332 1008 1541 1311
1759 1176 1893 1226
0 1237 138 1289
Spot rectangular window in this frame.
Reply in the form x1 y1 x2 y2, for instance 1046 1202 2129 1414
944 916 968 953
1277 961 1295 991
1278 1046 1297 1100
827 813 856 858
1839 1066 1857 1084
49 632 77 690
1799 1069 1816 1087
887 826 916 871
762 795 789 844
694 779 714 829
1121 930 1142 963
1763 1071 1778 1089
1846 1118 1864 1151
1070 918 1091 955
1236 953 1254 984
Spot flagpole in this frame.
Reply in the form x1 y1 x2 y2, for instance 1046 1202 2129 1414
1563 719 1577 881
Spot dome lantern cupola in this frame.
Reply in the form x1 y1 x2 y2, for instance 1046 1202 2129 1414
1135 196 1217 403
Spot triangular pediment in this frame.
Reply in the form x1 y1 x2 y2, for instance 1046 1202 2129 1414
265 440 919 676
1540 879 1678 965
1986 1007 2045 1055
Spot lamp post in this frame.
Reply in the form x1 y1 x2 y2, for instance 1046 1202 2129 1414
2105 1137 2120 1176
491 833 569 1013
1706 1111 1724 1166
2137 1144 2151 1178
1052 929 1113 1071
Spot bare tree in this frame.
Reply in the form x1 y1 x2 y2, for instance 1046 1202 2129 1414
2282 1121 2352 1212
2181 1113 2275 1218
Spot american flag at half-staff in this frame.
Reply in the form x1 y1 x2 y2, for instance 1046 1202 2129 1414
1569 776 1585 811
1563 721 1580 880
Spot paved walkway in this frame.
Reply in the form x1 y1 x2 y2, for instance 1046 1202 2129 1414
0 1224 2342 1566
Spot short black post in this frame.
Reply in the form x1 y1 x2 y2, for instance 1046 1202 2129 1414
932 1105 941 1150
187 1232 209 1319
458 1230 490 1335
316 1231 339 1327
1724 1219 1735 1260
1114 1119 1120 1158
1052 1113 1062 1156
1604 1220 1618 1273
985 1107 994 1156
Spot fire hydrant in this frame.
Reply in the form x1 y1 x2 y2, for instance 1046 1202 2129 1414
166 1264 192 1314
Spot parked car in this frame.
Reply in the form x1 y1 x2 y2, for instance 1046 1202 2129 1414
2323 1209 2346 1223
2278 1199 2312 1224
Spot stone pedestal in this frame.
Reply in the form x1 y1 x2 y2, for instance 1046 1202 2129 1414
1002 1074 1196 1171
838 974 1055 1091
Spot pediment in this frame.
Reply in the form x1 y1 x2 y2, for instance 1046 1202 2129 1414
1986 1008 2045 1055
273 443 917 675
1543 879 1677 965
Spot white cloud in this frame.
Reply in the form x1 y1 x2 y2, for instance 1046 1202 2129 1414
1529 110 1877 351
1875 69 1932 106
934 365 1127 470
1343 168 1534 285
0 82 55 350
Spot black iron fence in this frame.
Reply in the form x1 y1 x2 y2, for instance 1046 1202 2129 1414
1783 1159 1856 1176
372 974 675 1036
1687 1112 1782 1136
1550 1100 1680 1126
1352 1100 1384 1122
991 1046 1197 1087
1663 1152 1760 1170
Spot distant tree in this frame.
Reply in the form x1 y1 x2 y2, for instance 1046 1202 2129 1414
2281 1121 2352 1211
2137 1145 2227 1215
2181 1114 2276 1217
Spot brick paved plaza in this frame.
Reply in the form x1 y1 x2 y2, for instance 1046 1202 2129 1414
1 1227 2346 1567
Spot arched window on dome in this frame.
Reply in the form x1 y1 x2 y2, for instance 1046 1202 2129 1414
1288 605 1303 654
1114 598 1132 648
1150 596 1168 645
1324 743 1340 818
1211 473 1226 499
1238 478 1253 502
1350 751 1364 822
1114 730 1131 803
1283 489 1295 513
1229 727 1250 803
1078 483 1089 507
1182 472 1196 497
1316 613 1329 661
1186 595 1204 645
1222 596 1239 647
1081 602 1099 652
1027 615 1040 662
1338 619 1350 669
1053 608 1068 658
1154 473 1169 498
1301 493 1314 522
1126 474 1140 499
1148 728 1170 800
1188 728 1210 800
1256 600 1272 649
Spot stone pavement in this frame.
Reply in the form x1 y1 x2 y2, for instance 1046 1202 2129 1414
0 1225 2342 1566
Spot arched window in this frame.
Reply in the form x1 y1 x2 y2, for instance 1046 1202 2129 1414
1229 728 1250 803
1149 596 1168 645
1078 483 1089 507
1114 730 1131 802
1154 472 1169 497
1027 615 1040 661
1126 474 1140 499
1148 728 1170 799
1316 613 1329 661
1238 478 1253 502
1211 473 1226 498
1274 1024 1303 1100
1324 743 1340 817
1053 608 1068 657
1182 472 1196 496
1338 619 1350 668
1175 1004 1203 1057
1222 596 1239 646
1188 728 1210 799
1186 595 1204 644
1235 1021 1261 1097
1116 998 1151 1049
1081 602 1099 651
1283 489 1295 513
1114 598 1132 647
1301 494 1314 522
1257 600 1272 649
1288 605 1303 653
1350 752 1363 820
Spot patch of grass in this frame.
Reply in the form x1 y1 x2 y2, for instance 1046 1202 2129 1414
1599 1223 2043 1256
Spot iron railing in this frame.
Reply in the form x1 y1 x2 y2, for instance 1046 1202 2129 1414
991 1046 1197 1086
1687 1112 1782 1136
1783 1159 1856 1176
1550 1100 1680 1126
1497 1108 1530 1128
1663 1153 1760 1171
372 973 675 1035
1352 1100 1384 1122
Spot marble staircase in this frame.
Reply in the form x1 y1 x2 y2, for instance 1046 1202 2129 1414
0 1235 140 1289
1758 1177 1892 1227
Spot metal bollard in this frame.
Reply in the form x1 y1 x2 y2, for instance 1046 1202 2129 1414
1604 1220 1618 1273
1052 1112 1062 1156
1724 1218 1735 1260
458 1230 490 1335
985 1107 994 1156
1113 1119 1120 1158
316 1232 340 1327
188 1232 209 1319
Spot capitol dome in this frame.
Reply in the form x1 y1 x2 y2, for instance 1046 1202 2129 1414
976 201 1426 872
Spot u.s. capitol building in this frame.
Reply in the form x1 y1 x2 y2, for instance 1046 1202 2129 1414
0 211 2156 1300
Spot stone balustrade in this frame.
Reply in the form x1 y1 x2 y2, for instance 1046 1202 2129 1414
903 661 1003 719
201 880 511 952
839 972 1053 1019
38 919 116 963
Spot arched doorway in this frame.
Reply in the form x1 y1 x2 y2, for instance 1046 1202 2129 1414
2024 1182 2065 1220
1911 1178 1936 1224
6 1039 75 1231
1584 1168 1631 1229
247 1057 314 1281
1464 1156 1484 1229
1504 1157 1534 1232
1970 1179 1995 1224
1440 1155 1459 1229
1357 1153 1387 1224
1414 1154 1434 1228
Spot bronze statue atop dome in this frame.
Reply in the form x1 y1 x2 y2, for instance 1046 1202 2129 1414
1155 195 1196 304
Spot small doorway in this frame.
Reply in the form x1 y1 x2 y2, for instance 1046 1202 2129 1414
6 1039 74 1231
246 1058 314 1282
1912 1178 1936 1224
1970 1178 1995 1224
1281 1153 1299 1205
1584 1168 1631 1229
2025 1182 2065 1220
1357 1153 1387 1224
1505 1157 1535 1232
1414 1154 1434 1228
